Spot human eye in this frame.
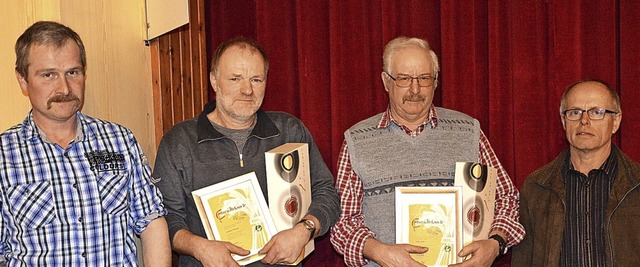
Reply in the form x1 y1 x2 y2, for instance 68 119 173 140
40 72 58 80
566 109 583 116
229 77 241 82
589 108 607 116
418 76 433 82
66 69 84 78
250 77 264 84
397 76 411 82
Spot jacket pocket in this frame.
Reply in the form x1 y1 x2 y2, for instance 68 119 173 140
7 182 56 228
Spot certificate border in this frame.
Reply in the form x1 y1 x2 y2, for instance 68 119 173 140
192 171 277 265
395 186 463 265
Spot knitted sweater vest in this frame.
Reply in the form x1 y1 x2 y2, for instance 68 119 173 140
344 107 480 245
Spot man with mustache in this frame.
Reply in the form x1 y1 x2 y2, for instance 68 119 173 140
330 36 524 267
152 37 340 267
0 21 171 266
512 79 640 266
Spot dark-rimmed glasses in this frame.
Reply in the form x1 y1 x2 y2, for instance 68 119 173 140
562 108 618 121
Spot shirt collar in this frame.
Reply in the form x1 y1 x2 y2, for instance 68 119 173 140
22 111 85 144
564 146 618 177
599 146 618 175
196 101 279 142
377 104 439 130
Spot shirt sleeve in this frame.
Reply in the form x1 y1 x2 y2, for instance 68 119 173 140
127 133 167 235
330 141 375 267
152 134 189 242
478 130 525 247
0 198 5 256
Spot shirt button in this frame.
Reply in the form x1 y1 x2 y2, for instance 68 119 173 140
81 252 86 257
73 183 78 188
78 217 83 223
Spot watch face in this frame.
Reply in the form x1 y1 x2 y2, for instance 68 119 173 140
304 219 315 229
301 219 315 241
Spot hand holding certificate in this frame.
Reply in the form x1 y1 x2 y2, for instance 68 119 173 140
192 172 277 265
395 186 464 266
394 162 497 266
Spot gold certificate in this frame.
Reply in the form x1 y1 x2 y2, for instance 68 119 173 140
396 186 463 266
192 172 277 265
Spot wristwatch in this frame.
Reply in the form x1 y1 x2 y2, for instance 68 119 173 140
488 234 507 257
298 219 316 241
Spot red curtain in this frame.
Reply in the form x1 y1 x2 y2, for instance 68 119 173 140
205 1 640 266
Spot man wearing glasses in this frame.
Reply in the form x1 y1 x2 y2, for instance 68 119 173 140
512 79 640 266
330 36 524 267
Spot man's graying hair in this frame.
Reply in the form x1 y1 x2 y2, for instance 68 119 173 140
210 37 269 76
15 21 86 79
382 36 440 87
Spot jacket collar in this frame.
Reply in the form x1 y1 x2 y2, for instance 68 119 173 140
196 101 279 142
535 149 569 199
608 145 640 205
536 145 640 205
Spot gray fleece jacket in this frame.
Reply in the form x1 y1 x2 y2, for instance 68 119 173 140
153 101 340 267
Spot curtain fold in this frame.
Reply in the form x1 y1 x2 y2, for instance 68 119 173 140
204 1 640 266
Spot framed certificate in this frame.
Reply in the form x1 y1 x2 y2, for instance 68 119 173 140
395 186 463 266
192 172 277 265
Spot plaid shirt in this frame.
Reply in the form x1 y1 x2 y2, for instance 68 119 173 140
0 112 166 266
330 105 525 266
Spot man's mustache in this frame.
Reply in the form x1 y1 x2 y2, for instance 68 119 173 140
403 94 426 104
47 94 80 109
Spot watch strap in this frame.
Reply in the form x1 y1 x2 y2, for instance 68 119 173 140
488 234 507 256
298 219 316 241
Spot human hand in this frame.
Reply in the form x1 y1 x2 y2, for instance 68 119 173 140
259 223 310 265
368 243 428 267
449 239 500 267
193 239 249 267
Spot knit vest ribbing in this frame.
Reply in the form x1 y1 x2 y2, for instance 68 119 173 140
345 107 480 247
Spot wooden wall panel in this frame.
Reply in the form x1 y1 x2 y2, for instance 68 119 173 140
0 0 61 131
180 30 194 121
3 1 157 160
188 0 207 117
170 33 185 123
150 0 208 148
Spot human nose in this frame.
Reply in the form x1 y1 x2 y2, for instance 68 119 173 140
579 111 591 125
240 79 254 95
408 78 420 93
54 75 72 95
